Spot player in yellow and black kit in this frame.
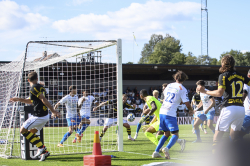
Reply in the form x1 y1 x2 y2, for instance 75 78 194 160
93 94 136 141
197 55 250 152
10 71 60 161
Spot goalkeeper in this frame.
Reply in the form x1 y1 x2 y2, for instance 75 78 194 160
139 89 186 152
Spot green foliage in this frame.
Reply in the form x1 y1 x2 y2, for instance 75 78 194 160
169 52 186 65
126 62 134 64
220 49 250 66
185 52 199 65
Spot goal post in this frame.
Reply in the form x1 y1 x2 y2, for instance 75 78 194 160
0 39 123 158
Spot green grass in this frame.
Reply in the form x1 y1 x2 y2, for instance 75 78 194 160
0 125 219 166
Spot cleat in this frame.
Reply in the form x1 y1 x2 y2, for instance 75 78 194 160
162 147 170 159
57 143 64 147
192 139 202 143
204 129 207 134
75 133 83 143
179 139 186 152
72 138 76 143
33 145 47 158
39 151 50 161
134 133 138 140
128 136 135 141
152 151 163 158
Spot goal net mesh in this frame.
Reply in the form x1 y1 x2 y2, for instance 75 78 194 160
0 40 121 158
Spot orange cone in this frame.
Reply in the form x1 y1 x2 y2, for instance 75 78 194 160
83 131 111 166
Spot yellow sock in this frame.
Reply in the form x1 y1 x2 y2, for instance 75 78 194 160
145 132 158 145
204 124 207 129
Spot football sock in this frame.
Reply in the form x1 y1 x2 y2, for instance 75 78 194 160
156 134 163 141
78 123 89 135
167 135 172 142
155 135 168 152
212 140 218 154
204 124 207 129
60 132 72 144
229 136 233 142
127 127 131 136
195 129 201 140
145 132 158 145
191 119 194 128
136 123 141 133
200 123 203 127
212 129 215 134
22 131 43 148
100 130 105 137
166 135 178 150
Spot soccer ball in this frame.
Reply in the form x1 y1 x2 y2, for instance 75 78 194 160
127 113 135 122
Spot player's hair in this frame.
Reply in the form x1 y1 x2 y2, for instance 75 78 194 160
196 80 205 86
219 54 236 73
140 89 148 97
69 85 76 91
153 90 159 95
162 83 168 88
173 70 188 83
27 71 38 81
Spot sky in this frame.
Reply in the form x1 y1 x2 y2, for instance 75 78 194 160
0 0 249 64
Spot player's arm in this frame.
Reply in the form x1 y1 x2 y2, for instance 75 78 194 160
93 101 108 111
243 84 248 102
204 97 215 114
139 101 157 124
184 102 193 116
194 100 203 112
38 94 60 118
78 97 87 108
9 98 32 105
54 101 61 110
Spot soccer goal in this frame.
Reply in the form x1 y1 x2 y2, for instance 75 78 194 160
0 39 123 158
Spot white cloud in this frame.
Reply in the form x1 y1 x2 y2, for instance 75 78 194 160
52 0 200 40
241 50 249 54
0 0 50 31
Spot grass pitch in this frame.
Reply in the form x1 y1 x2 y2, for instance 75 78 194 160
0 125 218 166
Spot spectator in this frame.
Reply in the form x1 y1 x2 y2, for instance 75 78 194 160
131 98 136 105
134 91 140 98
127 98 132 105
149 87 153 96
160 83 168 101
135 97 141 107
133 87 138 94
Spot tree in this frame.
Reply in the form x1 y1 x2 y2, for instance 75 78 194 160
169 52 186 65
220 49 247 66
138 34 164 64
185 52 199 65
210 58 218 65
126 62 133 64
146 35 182 64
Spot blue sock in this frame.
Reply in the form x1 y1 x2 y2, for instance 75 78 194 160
60 132 72 144
136 123 142 133
78 124 89 135
212 130 215 134
166 135 178 150
191 119 194 128
200 123 203 127
229 136 233 142
195 129 200 140
155 135 168 152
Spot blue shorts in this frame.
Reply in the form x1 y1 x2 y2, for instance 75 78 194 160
198 113 207 122
159 114 179 132
80 115 90 120
66 117 81 127
241 115 250 134
206 110 215 120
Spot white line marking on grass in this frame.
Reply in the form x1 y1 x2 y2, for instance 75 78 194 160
124 151 201 164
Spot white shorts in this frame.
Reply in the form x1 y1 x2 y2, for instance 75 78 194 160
216 106 245 132
104 118 127 127
22 114 49 131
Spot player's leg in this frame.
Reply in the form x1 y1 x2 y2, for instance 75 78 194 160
134 122 141 139
58 118 74 147
207 119 215 134
100 118 113 140
74 117 90 142
229 107 245 141
123 122 135 141
193 114 206 142
240 115 250 138
21 115 49 159
201 120 206 133
144 125 157 145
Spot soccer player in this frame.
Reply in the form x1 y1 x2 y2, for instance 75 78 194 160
10 71 60 161
55 85 79 147
152 70 193 159
197 55 250 152
240 70 250 137
160 83 168 103
139 89 186 152
73 89 96 143
191 90 204 134
93 94 135 141
192 80 216 143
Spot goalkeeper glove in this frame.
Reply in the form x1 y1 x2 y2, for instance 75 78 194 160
139 115 149 124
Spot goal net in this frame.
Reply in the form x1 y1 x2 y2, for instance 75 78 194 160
0 40 123 158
